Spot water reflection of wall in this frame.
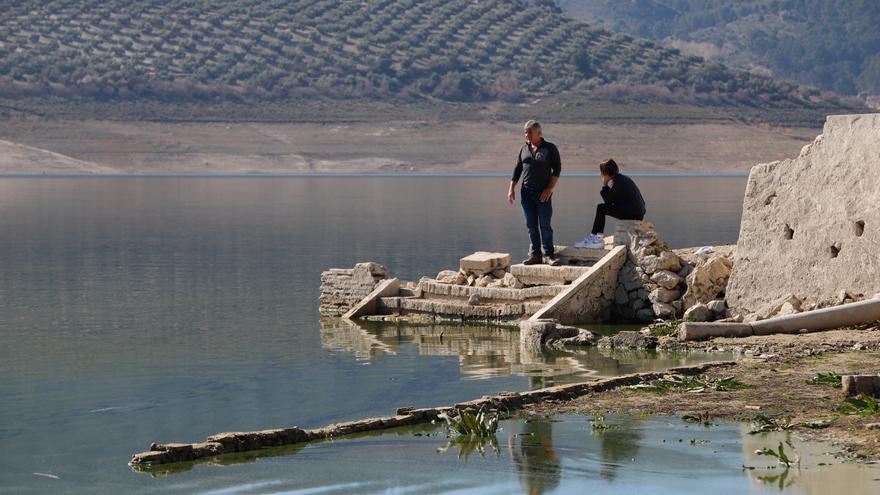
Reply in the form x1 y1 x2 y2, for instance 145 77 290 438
510 417 561 495
319 319 717 387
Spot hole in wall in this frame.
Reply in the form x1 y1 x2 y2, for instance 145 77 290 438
854 220 865 237
830 243 841 258
784 224 794 240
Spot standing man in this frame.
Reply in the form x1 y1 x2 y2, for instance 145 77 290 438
508 120 561 266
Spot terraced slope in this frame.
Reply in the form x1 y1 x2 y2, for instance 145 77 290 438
0 0 858 114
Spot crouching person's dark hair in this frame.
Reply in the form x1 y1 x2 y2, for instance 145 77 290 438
599 158 619 177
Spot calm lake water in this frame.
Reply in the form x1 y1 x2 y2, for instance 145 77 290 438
2 175 836 494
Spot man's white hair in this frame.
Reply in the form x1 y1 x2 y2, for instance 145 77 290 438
523 120 542 134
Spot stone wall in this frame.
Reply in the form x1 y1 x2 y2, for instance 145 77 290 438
531 245 627 324
611 222 734 323
727 114 880 316
318 262 388 316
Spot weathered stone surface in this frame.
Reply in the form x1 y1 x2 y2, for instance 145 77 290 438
342 278 401 319
319 262 389 316
436 270 462 284
519 319 596 346
418 280 565 302
519 319 556 345
639 255 660 275
727 114 880 315
474 275 493 288
636 308 656 322
652 302 675 319
398 298 524 320
596 331 657 349
677 263 694 279
746 293 802 321
614 284 629 305
503 272 524 289
651 270 682 290
510 264 592 285
842 375 880 397
460 252 511 274
467 294 479 305
671 299 683 315
656 251 682 272
707 299 727 315
682 254 732 310
553 245 608 263
648 287 681 304
683 303 712 322
529 246 627 324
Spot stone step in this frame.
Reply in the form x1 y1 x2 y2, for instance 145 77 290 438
553 245 608 266
418 280 566 302
509 264 592 286
379 297 527 321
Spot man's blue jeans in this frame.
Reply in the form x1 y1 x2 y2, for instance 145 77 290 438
520 186 554 257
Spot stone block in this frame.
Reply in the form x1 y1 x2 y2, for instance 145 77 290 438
707 299 727 315
842 375 880 397
683 303 712 322
510 264 591 285
460 252 511 274
649 287 681 304
652 302 675 319
651 269 682 290
596 331 657 349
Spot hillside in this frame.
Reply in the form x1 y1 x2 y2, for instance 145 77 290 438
558 0 880 99
0 0 863 124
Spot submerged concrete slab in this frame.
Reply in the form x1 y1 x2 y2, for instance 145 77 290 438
460 252 511 274
398 298 524 319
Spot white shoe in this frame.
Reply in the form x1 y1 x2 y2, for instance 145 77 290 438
574 233 604 249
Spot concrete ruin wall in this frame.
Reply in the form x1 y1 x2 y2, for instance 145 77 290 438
727 113 880 315
318 262 388 316
529 245 627 324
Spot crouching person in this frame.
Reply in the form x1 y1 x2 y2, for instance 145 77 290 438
576 159 645 248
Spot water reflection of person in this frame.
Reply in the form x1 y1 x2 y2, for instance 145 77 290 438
597 425 641 481
509 417 561 495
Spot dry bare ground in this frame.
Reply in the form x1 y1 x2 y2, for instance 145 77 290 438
0 118 817 174
529 326 880 461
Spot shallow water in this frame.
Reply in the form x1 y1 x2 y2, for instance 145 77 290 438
135 414 880 495
1 176 750 493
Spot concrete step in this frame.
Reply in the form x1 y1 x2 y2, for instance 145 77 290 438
379 297 526 321
509 264 592 286
553 245 608 266
418 280 566 302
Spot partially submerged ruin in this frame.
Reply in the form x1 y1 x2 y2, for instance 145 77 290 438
319 221 737 329
727 113 880 316
130 114 880 469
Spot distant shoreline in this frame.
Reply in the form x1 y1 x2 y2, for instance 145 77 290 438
0 119 816 175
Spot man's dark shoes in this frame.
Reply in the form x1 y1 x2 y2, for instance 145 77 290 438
522 255 542 265
544 255 561 266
